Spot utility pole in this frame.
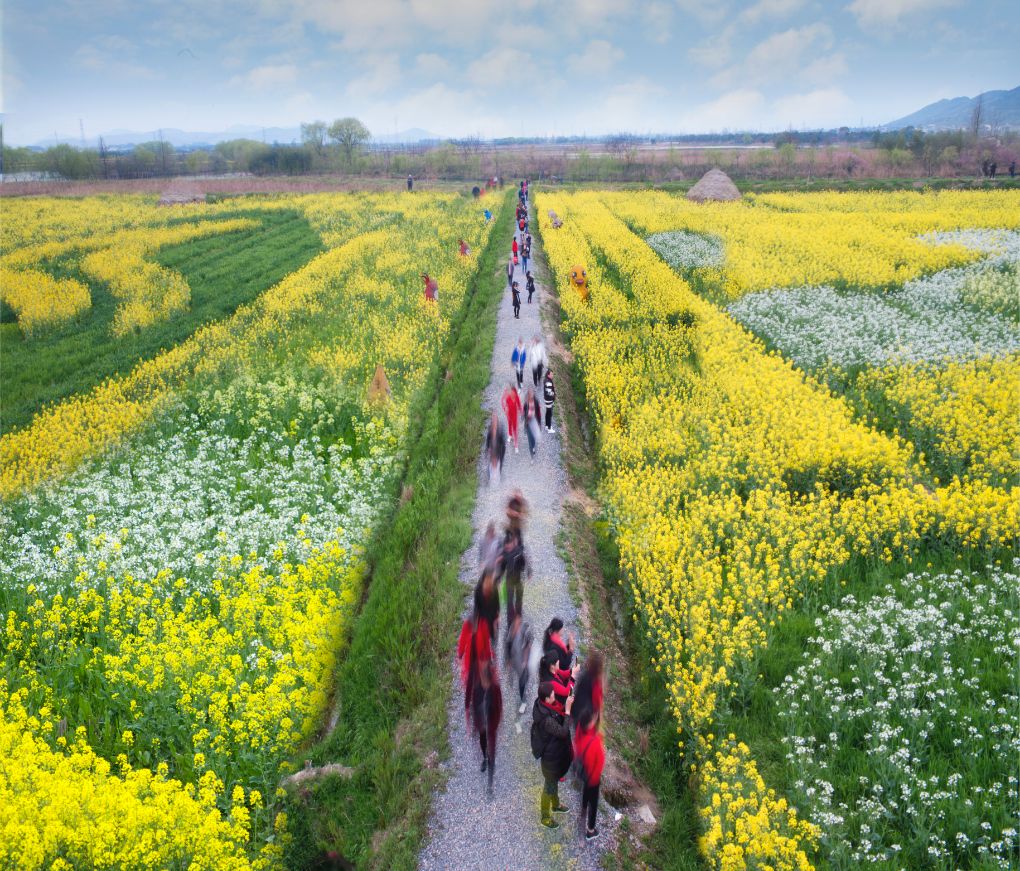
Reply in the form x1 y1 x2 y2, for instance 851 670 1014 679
79 118 87 149
99 136 110 179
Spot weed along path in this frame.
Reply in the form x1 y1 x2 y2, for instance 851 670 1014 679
418 208 617 870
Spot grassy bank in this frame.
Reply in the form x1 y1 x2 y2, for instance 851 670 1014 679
282 190 512 869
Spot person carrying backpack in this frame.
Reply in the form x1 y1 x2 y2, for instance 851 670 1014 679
526 271 536 304
532 682 574 828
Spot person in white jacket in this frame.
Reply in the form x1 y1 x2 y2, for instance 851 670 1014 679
530 335 547 388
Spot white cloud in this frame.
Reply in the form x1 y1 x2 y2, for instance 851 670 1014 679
802 53 848 85
846 0 958 28
72 40 157 79
678 88 766 131
688 25 737 69
738 0 807 25
346 54 401 98
772 87 855 127
414 53 451 79
643 2 673 42
597 77 671 133
465 47 536 90
713 22 834 88
568 0 634 26
229 63 299 89
567 40 625 75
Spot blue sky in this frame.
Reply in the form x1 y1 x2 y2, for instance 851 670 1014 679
2 0 1018 144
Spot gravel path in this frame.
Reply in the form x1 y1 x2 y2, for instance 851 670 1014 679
419 203 616 870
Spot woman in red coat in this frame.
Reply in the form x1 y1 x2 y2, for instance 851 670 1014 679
502 383 522 452
573 651 606 840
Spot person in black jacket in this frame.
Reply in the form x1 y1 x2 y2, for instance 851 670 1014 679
485 412 506 485
534 682 574 828
474 569 500 648
543 368 556 433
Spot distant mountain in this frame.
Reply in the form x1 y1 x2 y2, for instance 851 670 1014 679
884 86 1020 131
31 125 443 150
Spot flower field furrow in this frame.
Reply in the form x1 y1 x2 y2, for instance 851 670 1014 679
537 188 1019 870
1 191 500 867
0 267 92 335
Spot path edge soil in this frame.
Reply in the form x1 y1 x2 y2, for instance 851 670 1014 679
531 210 705 871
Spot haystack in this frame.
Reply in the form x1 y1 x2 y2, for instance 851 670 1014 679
686 168 740 203
158 179 205 206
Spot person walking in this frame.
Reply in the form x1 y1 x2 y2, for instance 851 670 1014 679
526 271 536 304
523 388 541 458
498 524 528 630
485 411 506 485
474 568 501 648
511 281 521 319
512 237 518 259
508 615 533 714
458 613 502 793
543 368 556 433
522 247 530 275
532 682 573 828
479 520 501 576
530 335 546 385
511 337 527 390
507 257 514 289
502 382 522 454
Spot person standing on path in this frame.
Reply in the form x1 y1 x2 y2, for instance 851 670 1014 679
533 682 573 828
526 271 536 304
511 337 527 390
530 335 546 385
511 281 522 319
507 257 514 289
574 673 605 841
512 236 518 259
502 382 522 454
543 368 557 433
522 247 530 276
407 174 413 192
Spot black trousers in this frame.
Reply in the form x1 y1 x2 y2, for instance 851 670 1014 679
582 782 599 830
513 301 521 318
505 575 523 625
515 369 524 388
532 364 543 386
545 406 553 428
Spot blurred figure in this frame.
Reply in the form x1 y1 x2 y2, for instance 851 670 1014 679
542 617 576 686
530 335 546 386
512 236 519 258
502 382 522 454
508 615 533 714
523 388 541 458
573 652 606 841
459 238 471 256
407 174 413 192
421 272 438 302
498 523 529 631
474 568 500 649
507 257 514 289
532 682 573 828
485 411 506 485
511 337 527 390
458 612 502 794
479 520 501 575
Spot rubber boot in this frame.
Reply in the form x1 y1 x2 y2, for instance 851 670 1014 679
540 791 558 828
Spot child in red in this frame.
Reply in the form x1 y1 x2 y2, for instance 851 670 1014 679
502 384 522 452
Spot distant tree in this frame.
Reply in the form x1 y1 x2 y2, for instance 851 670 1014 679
970 95 984 139
328 117 371 164
301 120 327 154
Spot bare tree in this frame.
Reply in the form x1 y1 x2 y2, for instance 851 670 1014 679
969 94 984 139
328 117 371 165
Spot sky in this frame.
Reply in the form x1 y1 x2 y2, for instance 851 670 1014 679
2 0 1018 145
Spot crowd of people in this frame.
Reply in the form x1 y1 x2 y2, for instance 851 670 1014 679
458 180 606 843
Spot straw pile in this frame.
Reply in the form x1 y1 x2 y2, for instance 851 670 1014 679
158 180 205 205
686 168 740 202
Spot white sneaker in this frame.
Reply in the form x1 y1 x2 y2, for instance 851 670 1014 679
519 701 527 715
514 445 519 454
548 428 556 434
